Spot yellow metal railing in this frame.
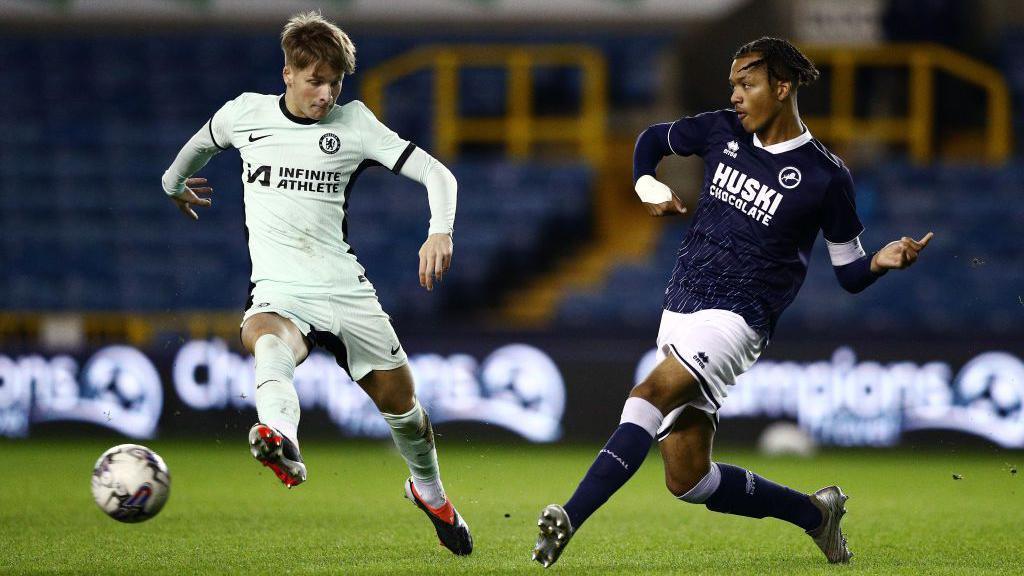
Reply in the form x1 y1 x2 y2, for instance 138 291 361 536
802 43 1011 164
363 45 607 166
0 311 243 348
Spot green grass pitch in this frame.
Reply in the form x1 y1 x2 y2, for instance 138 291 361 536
1 438 1020 575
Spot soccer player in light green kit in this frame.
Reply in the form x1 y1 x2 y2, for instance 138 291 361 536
160 11 471 555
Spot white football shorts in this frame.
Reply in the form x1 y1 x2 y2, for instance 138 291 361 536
241 274 407 382
652 308 765 440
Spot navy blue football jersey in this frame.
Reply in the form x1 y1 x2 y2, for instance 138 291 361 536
657 109 862 337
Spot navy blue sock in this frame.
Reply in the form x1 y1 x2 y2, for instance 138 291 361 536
704 463 822 531
562 423 653 529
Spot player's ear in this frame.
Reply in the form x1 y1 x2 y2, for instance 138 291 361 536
775 78 792 101
283 65 293 88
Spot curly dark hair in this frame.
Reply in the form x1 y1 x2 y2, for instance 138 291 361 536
734 37 819 87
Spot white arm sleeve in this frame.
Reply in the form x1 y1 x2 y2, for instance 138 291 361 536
161 100 236 197
398 146 457 236
826 235 867 266
160 122 222 197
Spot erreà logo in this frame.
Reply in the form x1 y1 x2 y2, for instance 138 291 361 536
319 133 340 154
724 140 739 158
778 166 801 189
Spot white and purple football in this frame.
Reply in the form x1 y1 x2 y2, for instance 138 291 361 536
91 444 171 523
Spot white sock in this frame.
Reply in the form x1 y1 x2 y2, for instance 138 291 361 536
620 396 664 437
381 399 445 508
254 334 300 447
679 463 722 503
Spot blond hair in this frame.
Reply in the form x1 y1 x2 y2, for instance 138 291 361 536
281 11 356 75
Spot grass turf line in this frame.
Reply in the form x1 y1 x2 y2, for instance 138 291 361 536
0 439 1020 575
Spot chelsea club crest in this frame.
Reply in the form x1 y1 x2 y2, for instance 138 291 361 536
319 133 340 154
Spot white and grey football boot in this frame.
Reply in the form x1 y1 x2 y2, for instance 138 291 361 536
532 504 574 568
248 423 307 489
807 485 853 563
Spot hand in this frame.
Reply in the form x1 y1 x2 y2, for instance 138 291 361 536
643 195 688 217
871 232 933 273
635 175 687 217
418 233 453 291
171 177 213 220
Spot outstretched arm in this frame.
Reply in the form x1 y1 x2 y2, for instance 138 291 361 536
397 147 456 291
830 232 934 293
161 122 223 220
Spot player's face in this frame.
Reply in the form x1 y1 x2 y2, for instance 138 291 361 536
729 54 782 134
284 62 343 120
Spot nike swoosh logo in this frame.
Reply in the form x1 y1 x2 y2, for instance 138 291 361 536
391 345 401 355
256 379 280 389
248 133 272 142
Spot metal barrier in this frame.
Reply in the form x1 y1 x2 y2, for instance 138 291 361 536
0 311 242 348
363 44 607 165
801 43 1012 164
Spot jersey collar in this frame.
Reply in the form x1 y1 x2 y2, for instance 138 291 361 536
278 94 320 125
752 125 813 154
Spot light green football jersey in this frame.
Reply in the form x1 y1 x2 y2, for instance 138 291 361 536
209 93 414 293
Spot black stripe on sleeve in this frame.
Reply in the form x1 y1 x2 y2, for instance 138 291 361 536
391 142 417 174
208 118 229 151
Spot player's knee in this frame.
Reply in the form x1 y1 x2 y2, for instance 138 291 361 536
665 471 700 499
666 475 698 499
368 384 411 415
242 314 307 362
376 393 414 415
631 356 703 412
361 365 416 414
254 334 295 373
665 461 711 500
631 375 686 413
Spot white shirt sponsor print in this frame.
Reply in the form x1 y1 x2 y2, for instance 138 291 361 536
708 162 784 226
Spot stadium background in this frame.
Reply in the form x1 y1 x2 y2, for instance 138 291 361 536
3 0 1021 449
2 1 1023 574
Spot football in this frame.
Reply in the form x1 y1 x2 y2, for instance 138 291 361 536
90 444 171 523
757 422 818 457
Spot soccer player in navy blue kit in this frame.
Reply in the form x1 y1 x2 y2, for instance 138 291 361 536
533 37 933 567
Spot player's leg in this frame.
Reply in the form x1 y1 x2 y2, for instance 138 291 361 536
563 356 701 526
242 312 310 444
359 365 444 505
532 356 701 567
661 407 852 563
662 406 821 523
241 311 311 487
358 365 472 556
330 285 450 506
659 407 716 500
334 279 471 555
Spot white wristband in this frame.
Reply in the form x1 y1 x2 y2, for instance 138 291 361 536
635 175 674 204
